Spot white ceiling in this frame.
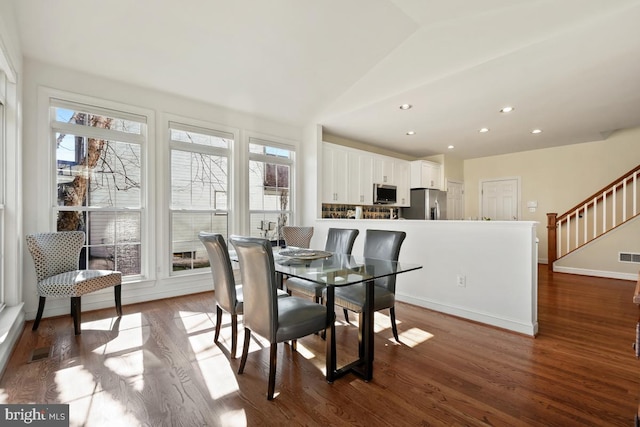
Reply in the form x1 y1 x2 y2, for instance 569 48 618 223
9 0 640 159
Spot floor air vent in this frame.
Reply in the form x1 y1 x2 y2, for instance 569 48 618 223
28 347 51 363
619 252 640 263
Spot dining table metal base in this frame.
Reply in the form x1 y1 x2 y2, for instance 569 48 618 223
325 279 375 383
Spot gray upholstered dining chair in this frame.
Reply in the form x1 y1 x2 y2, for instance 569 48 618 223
199 232 291 358
328 229 406 342
229 235 329 400
198 232 244 358
285 228 359 303
26 231 122 335
281 226 314 248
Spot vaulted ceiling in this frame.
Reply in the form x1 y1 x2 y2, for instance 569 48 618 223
9 0 640 159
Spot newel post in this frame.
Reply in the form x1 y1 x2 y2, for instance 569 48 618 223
547 213 557 272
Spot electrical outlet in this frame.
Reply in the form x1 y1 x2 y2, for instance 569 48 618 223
456 274 466 287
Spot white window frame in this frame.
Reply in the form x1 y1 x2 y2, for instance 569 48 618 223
41 89 153 281
247 135 296 242
168 119 235 276
0 94 5 311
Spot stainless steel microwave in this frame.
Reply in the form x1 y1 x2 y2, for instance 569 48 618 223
373 183 397 204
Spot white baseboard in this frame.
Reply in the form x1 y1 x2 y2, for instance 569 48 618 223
397 294 538 336
553 265 637 281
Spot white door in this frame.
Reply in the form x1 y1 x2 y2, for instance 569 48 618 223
446 180 464 220
481 178 519 220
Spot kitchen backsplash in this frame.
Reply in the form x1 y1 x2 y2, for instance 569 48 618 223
322 204 398 219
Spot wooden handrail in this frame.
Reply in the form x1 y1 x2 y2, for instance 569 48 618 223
557 164 640 222
547 163 640 271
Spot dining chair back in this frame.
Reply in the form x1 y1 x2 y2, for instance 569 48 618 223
26 231 122 335
331 229 406 342
285 228 359 302
198 232 243 358
363 229 406 294
281 226 314 248
230 235 328 400
324 228 360 254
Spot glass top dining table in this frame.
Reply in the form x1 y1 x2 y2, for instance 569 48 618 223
272 248 423 382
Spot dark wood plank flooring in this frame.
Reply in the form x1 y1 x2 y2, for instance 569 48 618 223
1 265 638 426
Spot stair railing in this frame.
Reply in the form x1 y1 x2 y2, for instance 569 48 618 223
547 164 640 270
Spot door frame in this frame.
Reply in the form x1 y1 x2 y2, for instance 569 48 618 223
479 176 521 220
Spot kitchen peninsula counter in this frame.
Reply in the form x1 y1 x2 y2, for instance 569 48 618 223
311 219 539 336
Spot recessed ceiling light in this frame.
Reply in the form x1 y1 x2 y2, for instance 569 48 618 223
406 130 415 135
479 127 490 133
399 104 412 110
500 106 514 113
531 129 542 134
447 145 454 149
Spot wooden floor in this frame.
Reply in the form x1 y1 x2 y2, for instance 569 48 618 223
1 265 638 426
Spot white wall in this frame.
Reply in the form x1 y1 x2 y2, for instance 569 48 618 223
555 217 640 279
309 219 539 336
464 127 640 264
21 58 303 321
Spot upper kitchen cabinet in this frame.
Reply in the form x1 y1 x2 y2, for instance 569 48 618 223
322 143 348 203
394 160 410 207
372 156 395 185
348 150 373 205
410 160 442 190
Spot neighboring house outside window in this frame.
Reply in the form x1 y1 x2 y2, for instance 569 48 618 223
51 98 146 278
248 137 294 244
169 121 232 273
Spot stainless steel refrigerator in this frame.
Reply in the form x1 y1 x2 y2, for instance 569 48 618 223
402 188 447 220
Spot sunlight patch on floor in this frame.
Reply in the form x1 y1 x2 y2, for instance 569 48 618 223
177 311 215 334
196 354 239 399
54 364 101 402
67 388 141 427
92 324 147 355
103 350 147 392
396 327 434 348
83 312 145 333
292 342 316 360
219 409 247 427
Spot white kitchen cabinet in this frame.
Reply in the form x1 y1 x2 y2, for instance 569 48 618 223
410 160 442 189
372 156 395 184
322 143 348 203
348 151 373 204
394 160 410 206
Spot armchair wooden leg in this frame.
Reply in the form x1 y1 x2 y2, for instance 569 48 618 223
343 308 350 324
214 306 222 343
32 296 46 331
267 343 277 400
238 328 251 374
231 314 238 359
390 307 400 342
114 285 122 317
71 297 81 335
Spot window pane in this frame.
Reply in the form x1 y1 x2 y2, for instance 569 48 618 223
249 161 290 211
170 129 230 149
249 142 292 159
54 107 142 134
56 134 141 208
171 150 227 209
249 212 290 241
91 141 141 208
172 212 228 271
85 210 141 275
